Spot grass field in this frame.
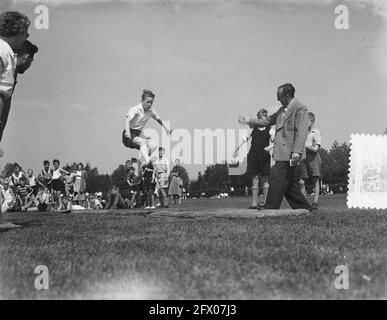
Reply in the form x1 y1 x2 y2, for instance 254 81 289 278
0 194 386 300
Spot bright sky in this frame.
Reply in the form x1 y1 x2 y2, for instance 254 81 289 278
1 0 387 179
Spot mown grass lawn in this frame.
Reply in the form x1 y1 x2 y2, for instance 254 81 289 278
0 194 386 299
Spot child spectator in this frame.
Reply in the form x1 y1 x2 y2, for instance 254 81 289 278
0 170 9 186
58 196 72 213
127 158 142 208
50 159 70 211
35 186 51 212
105 186 126 210
63 167 76 198
10 163 26 189
16 177 32 211
38 160 53 190
27 169 41 196
143 158 156 209
168 171 183 205
155 147 170 208
1 180 17 212
74 162 87 207
299 112 322 211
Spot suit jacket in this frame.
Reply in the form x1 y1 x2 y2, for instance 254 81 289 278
248 98 309 161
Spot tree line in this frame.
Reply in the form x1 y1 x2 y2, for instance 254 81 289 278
189 141 350 196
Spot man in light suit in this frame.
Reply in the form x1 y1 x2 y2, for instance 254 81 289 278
239 83 312 211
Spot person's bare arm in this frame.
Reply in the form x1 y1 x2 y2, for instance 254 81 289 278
153 111 172 135
239 107 282 127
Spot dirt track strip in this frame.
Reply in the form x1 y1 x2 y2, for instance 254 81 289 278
149 208 310 218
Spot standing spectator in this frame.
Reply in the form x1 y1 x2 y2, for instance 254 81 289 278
239 83 312 211
38 160 53 190
155 147 170 208
73 162 87 207
50 159 69 210
127 158 142 208
299 112 322 210
143 158 156 209
168 171 183 205
105 186 126 210
244 186 248 197
239 108 275 209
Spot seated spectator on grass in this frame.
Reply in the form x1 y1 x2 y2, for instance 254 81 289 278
1 181 17 212
27 169 41 196
10 163 26 190
0 170 9 185
89 195 103 210
35 186 51 212
58 196 72 213
105 186 126 210
16 177 32 211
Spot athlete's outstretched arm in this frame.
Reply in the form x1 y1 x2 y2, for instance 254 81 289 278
155 118 172 135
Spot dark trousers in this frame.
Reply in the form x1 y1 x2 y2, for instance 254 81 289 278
264 161 312 210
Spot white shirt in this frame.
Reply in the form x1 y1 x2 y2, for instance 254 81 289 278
0 38 17 99
305 128 322 147
126 103 160 131
52 168 62 179
28 176 37 187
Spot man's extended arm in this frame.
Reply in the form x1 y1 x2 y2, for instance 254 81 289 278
239 107 282 127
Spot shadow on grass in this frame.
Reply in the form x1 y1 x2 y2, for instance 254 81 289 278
0 219 44 232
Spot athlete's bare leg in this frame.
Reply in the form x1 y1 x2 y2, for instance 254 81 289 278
133 136 158 164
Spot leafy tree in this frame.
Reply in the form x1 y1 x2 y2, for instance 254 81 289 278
320 141 350 185
84 162 111 193
110 164 128 191
203 163 230 189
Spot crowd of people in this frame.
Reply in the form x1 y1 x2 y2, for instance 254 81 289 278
0 150 187 213
106 149 186 210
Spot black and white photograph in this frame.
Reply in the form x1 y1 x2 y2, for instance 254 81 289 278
0 0 386 305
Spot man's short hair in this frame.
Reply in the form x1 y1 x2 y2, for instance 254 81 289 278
278 83 295 98
16 40 38 56
141 89 155 101
43 160 50 165
308 112 315 122
0 11 30 38
159 147 165 152
53 159 60 164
